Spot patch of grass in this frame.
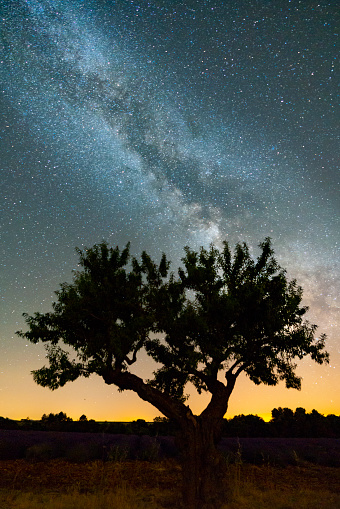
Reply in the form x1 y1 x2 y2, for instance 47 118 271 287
1 485 340 509
0 487 164 509
226 484 340 509
1 460 340 508
225 463 340 508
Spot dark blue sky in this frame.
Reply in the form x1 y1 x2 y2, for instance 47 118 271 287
1 0 339 420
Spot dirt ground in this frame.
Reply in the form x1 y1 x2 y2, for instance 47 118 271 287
1 459 340 494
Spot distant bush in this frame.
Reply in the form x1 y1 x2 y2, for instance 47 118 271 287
0 417 19 430
1 407 339 437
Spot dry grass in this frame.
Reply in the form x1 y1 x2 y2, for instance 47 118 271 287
225 463 340 508
0 459 340 508
0 487 169 509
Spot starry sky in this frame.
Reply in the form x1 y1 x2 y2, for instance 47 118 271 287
1 0 339 422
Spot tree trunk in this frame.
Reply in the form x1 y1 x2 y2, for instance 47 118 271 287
176 416 227 509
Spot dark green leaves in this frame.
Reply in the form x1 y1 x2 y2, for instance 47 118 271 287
152 237 329 393
32 345 87 390
17 238 328 400
18 242 168 389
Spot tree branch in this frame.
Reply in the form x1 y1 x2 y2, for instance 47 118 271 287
102 366 190 422
234 362 248 377
124 337 146 365
89 312 105 322
225 359 242 379
200 380 235 421
190 367 222 394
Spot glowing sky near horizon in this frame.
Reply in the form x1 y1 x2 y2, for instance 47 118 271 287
1 0 339 422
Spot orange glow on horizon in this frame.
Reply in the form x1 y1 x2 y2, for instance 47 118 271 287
2 343 339 423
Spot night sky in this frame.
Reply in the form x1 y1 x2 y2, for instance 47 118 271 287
1 0 339 422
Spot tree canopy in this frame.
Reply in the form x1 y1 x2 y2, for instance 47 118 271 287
17 237 328 508
19 238 327 406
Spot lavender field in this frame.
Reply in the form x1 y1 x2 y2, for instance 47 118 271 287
1 429 339 467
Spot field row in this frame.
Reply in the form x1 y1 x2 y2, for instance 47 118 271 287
1 430 340 467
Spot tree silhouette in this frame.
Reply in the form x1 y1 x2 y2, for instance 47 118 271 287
17 238 328 509
41 411 73 431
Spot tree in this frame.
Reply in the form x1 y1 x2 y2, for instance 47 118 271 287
17 238 328 508
270 407 295 436
41 411 73 431
224 414 267 437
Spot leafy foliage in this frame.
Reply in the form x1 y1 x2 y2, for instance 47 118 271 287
147 238 328 397
18 242 170 389
17 238 328 414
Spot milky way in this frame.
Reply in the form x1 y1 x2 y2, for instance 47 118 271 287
1 1 339 420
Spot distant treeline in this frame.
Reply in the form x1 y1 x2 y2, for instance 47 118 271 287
1 408 340 438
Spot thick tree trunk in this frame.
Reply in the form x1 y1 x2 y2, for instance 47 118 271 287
176 416 227 509
103 367 233 508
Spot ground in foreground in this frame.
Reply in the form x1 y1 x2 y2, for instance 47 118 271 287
0 459 340 508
